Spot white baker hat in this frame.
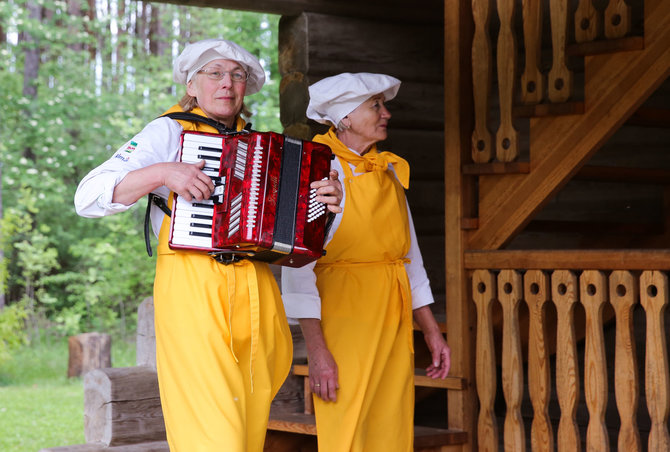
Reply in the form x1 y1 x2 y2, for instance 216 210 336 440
173 38 266 95
306 72 401 125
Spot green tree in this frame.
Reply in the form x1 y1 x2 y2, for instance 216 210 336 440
0 0 280 338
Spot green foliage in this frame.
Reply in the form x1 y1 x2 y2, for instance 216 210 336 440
0 302 28 366
0 0 281 337
0 337 136 451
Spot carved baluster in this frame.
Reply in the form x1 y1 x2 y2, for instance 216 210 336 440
640 271 670 451
499 270 525 451
548 0 573 102
609 271 641 452
580 270 609 451
552 270 581 452
471 0 493 163
473 269 499 451
521 0 544 104
495 0 518 161
575 0 599 43
604 0 631 39
525 270 554 452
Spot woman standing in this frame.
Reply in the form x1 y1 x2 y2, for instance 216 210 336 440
75 39 342 452
281 72 450 452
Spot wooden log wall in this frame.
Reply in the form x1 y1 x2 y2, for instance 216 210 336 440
472 266 670 451
278 12 446 307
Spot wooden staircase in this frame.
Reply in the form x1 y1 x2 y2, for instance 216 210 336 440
467 0 670 251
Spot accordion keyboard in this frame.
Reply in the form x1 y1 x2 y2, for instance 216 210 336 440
170 133 224 248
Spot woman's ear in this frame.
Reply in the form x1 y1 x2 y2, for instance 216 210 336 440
186 79 197 97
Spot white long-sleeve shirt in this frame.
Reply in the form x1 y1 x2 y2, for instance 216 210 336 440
281 155 435 320
74 117 183 237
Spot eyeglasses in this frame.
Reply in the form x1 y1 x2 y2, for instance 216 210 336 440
197 68 249 83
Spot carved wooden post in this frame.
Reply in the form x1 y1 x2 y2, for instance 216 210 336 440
640 270 670 451
604 0 631 39
521 0 544 104
471 0 493 162
473 269 498 452
609 270 641 452
499 270 525 452
548 0 573 102
575 0 600 43
580 270 609 452
552 270 581 452
495 0 519 161
525 270 553 452
68 332 112 378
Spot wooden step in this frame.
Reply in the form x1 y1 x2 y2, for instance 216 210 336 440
267 410 468 448
39 441 169 452
292 364 466 390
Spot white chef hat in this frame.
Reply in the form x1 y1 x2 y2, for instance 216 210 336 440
173 38 266 95
306 72 401 126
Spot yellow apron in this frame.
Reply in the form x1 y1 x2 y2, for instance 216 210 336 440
312 129 415 452
153 106 292 452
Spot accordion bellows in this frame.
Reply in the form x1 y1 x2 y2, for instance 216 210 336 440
169 130 333 267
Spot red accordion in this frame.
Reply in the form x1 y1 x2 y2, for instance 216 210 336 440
168 130 333 267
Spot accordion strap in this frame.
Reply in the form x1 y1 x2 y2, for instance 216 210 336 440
160 112 252 135
144 193 171 257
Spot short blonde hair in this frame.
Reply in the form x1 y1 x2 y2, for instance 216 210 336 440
178 93 252 119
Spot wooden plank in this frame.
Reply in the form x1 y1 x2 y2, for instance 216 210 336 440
575 0 599 43
146 0 444 25
471 0 670 250
292 364 466 390
625 106 670 128
567 36 644 56
640 271 670 451
499 270 525 451
302 13 443 83
605 0 632 39
464 249 670 270
573 165 670 184
444 2 477 450
609 271 642 452
84 367 165 446
266 412 468 446
580 270 610 451
472 270 498 452
39 441 169 452
552 270 581 452
548 0 573 102
513 101 584 118
520 0 544 105
525 270 553 452
495 0 519 161
462 161 529 175
471 0 494 162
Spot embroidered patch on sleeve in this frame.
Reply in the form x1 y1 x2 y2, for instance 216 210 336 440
124 141 138 153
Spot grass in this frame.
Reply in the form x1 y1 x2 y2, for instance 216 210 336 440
0 333 136 452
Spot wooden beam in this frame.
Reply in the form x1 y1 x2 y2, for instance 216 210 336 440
471 0 670 250
464 249 670 270
574 165 670 184
567 36 645 56
147 0 443 25
626 106 670 128
444 0 476 450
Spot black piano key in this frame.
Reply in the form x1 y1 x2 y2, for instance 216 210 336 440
189 222 211 229
190 214 213 220
189 231 212 238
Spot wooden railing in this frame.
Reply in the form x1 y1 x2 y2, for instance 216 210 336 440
467 250 670 451
471 0 634 163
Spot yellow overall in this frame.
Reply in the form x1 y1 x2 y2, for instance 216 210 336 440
312 129 415 452
153 106 292 452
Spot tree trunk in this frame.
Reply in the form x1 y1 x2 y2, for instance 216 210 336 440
21 1 41 100
148 3 167 57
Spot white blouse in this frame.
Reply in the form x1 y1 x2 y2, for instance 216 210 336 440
74 117 184 236
281 155 435 320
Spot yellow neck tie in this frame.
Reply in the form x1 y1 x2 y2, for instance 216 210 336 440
322 128 410 189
